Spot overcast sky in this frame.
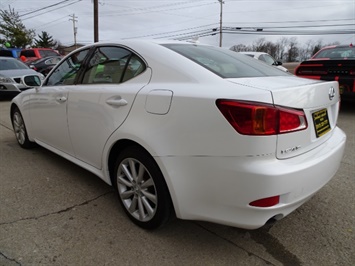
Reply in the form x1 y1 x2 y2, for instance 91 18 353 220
1 0 354 48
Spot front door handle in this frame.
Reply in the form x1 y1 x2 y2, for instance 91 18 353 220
56 96 67 103
106 98 128 107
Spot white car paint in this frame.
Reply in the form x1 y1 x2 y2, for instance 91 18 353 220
11 40 346 229
239 51 289 72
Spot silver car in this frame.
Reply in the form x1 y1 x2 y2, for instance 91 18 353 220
0 57 43 97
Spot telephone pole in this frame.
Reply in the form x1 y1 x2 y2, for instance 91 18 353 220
219 0 224 47
94 0 99 42
69 14 78 49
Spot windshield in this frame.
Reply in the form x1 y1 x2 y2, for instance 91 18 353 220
162 44 288 78
0 58 29 70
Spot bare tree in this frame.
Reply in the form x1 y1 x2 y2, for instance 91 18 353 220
285 37 299 62
230 44 249 52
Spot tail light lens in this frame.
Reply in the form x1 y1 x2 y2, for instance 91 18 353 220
216 100 307 135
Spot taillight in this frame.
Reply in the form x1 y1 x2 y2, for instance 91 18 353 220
297 69 327 75
216 100 307 135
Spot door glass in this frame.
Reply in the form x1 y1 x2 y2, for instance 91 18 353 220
46 49 89 86
82 46 146 84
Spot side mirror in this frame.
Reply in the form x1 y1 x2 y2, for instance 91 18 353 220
275 61 283 66
23 75 42 87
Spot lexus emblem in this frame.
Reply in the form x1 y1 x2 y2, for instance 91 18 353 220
328 87 336 101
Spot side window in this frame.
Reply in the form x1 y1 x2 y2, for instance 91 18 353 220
122 55 146 82
46 49 89 86
82 46 146 84
258 55 266 62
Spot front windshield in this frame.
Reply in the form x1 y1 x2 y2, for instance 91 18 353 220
162 44 288 78
0 58 29 70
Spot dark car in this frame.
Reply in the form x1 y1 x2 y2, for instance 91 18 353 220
295 44 355 101
28 56 62 76
0 48 22 58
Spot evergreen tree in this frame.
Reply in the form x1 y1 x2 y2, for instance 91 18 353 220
34 31 57 48
0 7 35 48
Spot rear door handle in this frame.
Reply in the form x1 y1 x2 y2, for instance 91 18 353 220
106 98 128 107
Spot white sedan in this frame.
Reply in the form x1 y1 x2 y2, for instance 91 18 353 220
10 40 346 230
239 51 289 72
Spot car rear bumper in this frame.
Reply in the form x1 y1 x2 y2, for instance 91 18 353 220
157 126 346 229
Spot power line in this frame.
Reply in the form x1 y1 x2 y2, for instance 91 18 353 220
19 0 78 17
22 0 82 21
123 23 218 40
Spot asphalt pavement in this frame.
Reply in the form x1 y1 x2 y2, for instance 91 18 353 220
0 98 354 266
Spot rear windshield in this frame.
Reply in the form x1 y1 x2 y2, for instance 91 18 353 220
0 50 14 57
21 50 36 57
39 49 59 57
162 44 289 78
314 47 355 59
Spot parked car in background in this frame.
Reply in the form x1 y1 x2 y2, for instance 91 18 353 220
295 44 355 101
0 57 44 97
20 48 61 62
28 56 63 76
0 48 22 58
239 52 289 72
10 40 346 230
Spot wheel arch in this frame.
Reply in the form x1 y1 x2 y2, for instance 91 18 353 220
107 139 176 217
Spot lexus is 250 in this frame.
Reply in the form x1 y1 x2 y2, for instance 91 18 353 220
10 40 346 229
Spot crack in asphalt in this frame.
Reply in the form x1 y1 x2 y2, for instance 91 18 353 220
0 121 13 131
195 223 276 265
0 191 113 226
0 252 22 266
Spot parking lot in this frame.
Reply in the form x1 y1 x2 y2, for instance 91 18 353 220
0 98 354 266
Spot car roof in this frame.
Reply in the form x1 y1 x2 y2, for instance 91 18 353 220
239 52 267 56
318 44 354 50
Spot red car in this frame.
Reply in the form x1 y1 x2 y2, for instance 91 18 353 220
295 44 355 101
20 48 61 62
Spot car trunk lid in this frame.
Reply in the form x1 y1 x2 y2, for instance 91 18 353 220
227 76 340 159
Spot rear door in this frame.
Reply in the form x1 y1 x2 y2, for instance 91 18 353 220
67 45 150 169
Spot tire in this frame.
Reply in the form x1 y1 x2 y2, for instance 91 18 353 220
113 146 173 230
11 107 35 149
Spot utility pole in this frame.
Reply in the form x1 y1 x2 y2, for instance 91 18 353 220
69 14 78 49
219 0 224 47
94 0 99 42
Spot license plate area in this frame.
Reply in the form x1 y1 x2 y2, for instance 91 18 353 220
312 109 331 138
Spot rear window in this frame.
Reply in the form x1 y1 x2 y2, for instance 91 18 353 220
314 47 355 59
0 50 14 57
39 49 60 57
162 44 289 78
21 50 36 57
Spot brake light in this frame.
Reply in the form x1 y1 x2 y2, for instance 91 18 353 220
216 100 307 135
297 69 327 75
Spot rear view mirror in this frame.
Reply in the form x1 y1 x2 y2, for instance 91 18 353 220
23 75 41 87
